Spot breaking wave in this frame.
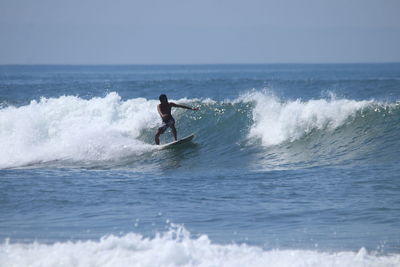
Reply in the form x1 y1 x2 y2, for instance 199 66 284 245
1 225 399 267
0 91 399 169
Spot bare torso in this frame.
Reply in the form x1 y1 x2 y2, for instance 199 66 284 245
158 102 173 122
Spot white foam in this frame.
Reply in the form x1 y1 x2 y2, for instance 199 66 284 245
0 92 161 168
0 91 383 167
243 91 373 146
1 226 398 267
0 92 210 168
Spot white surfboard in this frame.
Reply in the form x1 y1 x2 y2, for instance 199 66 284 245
161 134 195 149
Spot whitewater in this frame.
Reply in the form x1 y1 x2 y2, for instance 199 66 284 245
1 225 399 267
1 64 400 267
1 91 397 169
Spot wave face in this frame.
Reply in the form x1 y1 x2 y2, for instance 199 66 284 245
1 91 399 169
1 226 399 267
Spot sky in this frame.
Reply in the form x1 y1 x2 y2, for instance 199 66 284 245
0 0 399 64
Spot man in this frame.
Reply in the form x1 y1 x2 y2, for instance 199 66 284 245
155 94 198 145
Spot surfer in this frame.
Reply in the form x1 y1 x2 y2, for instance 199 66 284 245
155 94 198 145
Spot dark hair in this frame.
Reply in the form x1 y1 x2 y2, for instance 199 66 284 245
159 94 167 102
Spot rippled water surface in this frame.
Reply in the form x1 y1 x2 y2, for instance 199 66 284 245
1 64 400 266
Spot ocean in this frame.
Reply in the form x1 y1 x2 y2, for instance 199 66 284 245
0 64 399 266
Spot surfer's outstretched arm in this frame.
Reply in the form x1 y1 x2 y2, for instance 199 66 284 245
170 102 199 110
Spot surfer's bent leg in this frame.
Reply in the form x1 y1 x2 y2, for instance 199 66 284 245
155 124 168 145
155 117 176 145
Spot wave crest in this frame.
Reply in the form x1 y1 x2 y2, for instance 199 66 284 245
245 91 373 146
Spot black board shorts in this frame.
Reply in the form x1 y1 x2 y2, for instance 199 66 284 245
158 117 175 134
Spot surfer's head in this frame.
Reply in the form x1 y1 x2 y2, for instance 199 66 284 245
159 94 168 103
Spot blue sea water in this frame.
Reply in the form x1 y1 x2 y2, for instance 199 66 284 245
0 64 400 266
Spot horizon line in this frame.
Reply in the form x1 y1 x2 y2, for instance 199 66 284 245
1 61 400 66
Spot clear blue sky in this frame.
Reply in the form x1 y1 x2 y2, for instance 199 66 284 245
1 0 399 64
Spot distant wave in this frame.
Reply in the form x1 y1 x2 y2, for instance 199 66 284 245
0 91 399 169
1 225 398 267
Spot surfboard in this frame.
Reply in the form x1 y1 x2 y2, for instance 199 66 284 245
161 134 195 149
